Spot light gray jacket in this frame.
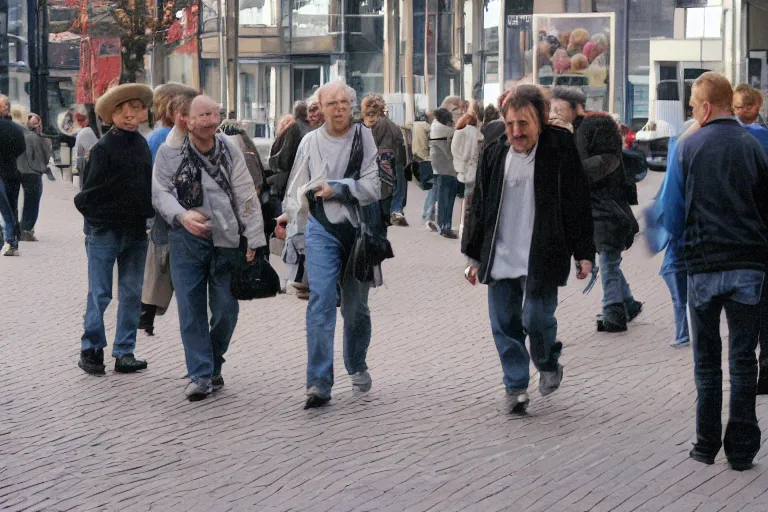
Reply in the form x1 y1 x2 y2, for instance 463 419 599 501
429 120 455 176
152 130 267 250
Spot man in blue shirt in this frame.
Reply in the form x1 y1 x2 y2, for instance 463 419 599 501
734 84 768 395
663 73 768 471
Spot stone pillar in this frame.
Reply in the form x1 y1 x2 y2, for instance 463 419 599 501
402 0 415 122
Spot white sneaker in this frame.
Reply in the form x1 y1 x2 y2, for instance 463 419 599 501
351 371 372 393
1 243 19 256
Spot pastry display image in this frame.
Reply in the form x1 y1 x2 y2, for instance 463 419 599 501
532 13 615 113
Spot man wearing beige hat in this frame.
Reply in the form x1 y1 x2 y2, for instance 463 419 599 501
74 83 155 375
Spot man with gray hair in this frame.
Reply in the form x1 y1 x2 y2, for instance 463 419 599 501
276 81 383 409
550 86 587 132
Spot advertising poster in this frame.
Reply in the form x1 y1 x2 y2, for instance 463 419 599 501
532 13 615 113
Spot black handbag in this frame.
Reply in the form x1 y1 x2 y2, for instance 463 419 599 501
230 253 281 300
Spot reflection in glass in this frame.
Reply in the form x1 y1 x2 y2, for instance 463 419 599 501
241 0 278 26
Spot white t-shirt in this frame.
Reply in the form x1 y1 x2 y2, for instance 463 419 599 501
490 144 537 281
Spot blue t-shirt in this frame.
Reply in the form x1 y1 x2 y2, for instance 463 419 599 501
745 123 768 155
147 127 172 163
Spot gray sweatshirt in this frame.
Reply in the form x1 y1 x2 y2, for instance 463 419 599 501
152 132 267 250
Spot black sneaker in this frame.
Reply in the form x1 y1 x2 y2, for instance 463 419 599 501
689 447 716 465
758 362 768 395
78 348 106 375
211 375 225 392
114 354 148 373
625 299 643 322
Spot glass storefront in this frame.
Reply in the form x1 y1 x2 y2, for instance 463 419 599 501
7 0 30 111
345 0 385 99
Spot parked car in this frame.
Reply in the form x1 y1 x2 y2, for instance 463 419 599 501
635 120 676 171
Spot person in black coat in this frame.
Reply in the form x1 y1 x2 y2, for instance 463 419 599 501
74 84 155 376
462 85 595 413
575 113 641 332
0 95 27 255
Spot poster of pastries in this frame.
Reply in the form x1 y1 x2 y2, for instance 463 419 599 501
532 13 615 113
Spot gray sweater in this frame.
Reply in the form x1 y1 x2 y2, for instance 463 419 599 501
152 132 267 250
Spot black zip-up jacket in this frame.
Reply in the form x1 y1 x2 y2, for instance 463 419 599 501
461 126 595 290
0 117 26 180
680 117 768 274
74 127 154 230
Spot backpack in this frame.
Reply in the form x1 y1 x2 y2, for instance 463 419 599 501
621 149 646 206
19 130 50 175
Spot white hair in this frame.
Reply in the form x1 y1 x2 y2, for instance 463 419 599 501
315 81 357 108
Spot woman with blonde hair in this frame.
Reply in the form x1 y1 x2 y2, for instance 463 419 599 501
139 84 199 335
451 113 484 239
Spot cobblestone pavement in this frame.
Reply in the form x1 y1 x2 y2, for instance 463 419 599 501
3 172 768 512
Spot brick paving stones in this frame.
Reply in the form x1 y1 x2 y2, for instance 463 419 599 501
2 173 768 511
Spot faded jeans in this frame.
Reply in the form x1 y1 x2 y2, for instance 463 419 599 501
81 225 148 357
600 250 634 308
170 228 240 382
689 269 764 464
488 278 561 391
390 166 407 214
435 174 458 235
304 216 372 398
663 271 689 345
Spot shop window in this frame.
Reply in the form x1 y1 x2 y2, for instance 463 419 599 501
241 0 278 26
685 5 722 39
292 0 342 38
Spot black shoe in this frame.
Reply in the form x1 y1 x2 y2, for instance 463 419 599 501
211 375 224 392
729 460 754 471
758 362 768 395
139 304 157 336
114 354 148 373
600 304 627 332
304 385 331 409
689 447 716 465
625 299 643 322
78 348 106 375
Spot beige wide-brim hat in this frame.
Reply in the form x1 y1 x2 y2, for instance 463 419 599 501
95 83 154 124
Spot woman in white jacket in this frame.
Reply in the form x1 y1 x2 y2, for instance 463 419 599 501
451 113 484 239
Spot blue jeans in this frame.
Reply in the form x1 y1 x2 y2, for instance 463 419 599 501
435 174 458 234
305 216 372 397
689 269 764 463
599 250 634 308
422 187 437 222
390 167 407 214
81 226 148 357
170 228 240 382
0 177 20 246
20 173 43 232
662 271 689 345
488 278 560 391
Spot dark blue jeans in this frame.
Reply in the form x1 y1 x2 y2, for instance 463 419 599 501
488 278 560 391
170 228 240 382
20 173 43 232
689 270 764 464
81 225 148 357
435 174 458 234
0 176 20 246
662 271 689 345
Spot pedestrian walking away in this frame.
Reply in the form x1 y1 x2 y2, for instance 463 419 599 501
152 95 267 402
462 85 595 414
276 81 384 409
0 94 27 256
662 72 768 471
16 113 52 242
574 112 641 332
429 107 458 238
74 83 155 375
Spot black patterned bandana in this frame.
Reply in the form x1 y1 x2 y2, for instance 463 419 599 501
172 135 235 210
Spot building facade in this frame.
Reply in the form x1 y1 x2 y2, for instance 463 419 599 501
2 0 768 134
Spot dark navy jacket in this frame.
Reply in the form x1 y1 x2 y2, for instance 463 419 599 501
662 117 768 274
